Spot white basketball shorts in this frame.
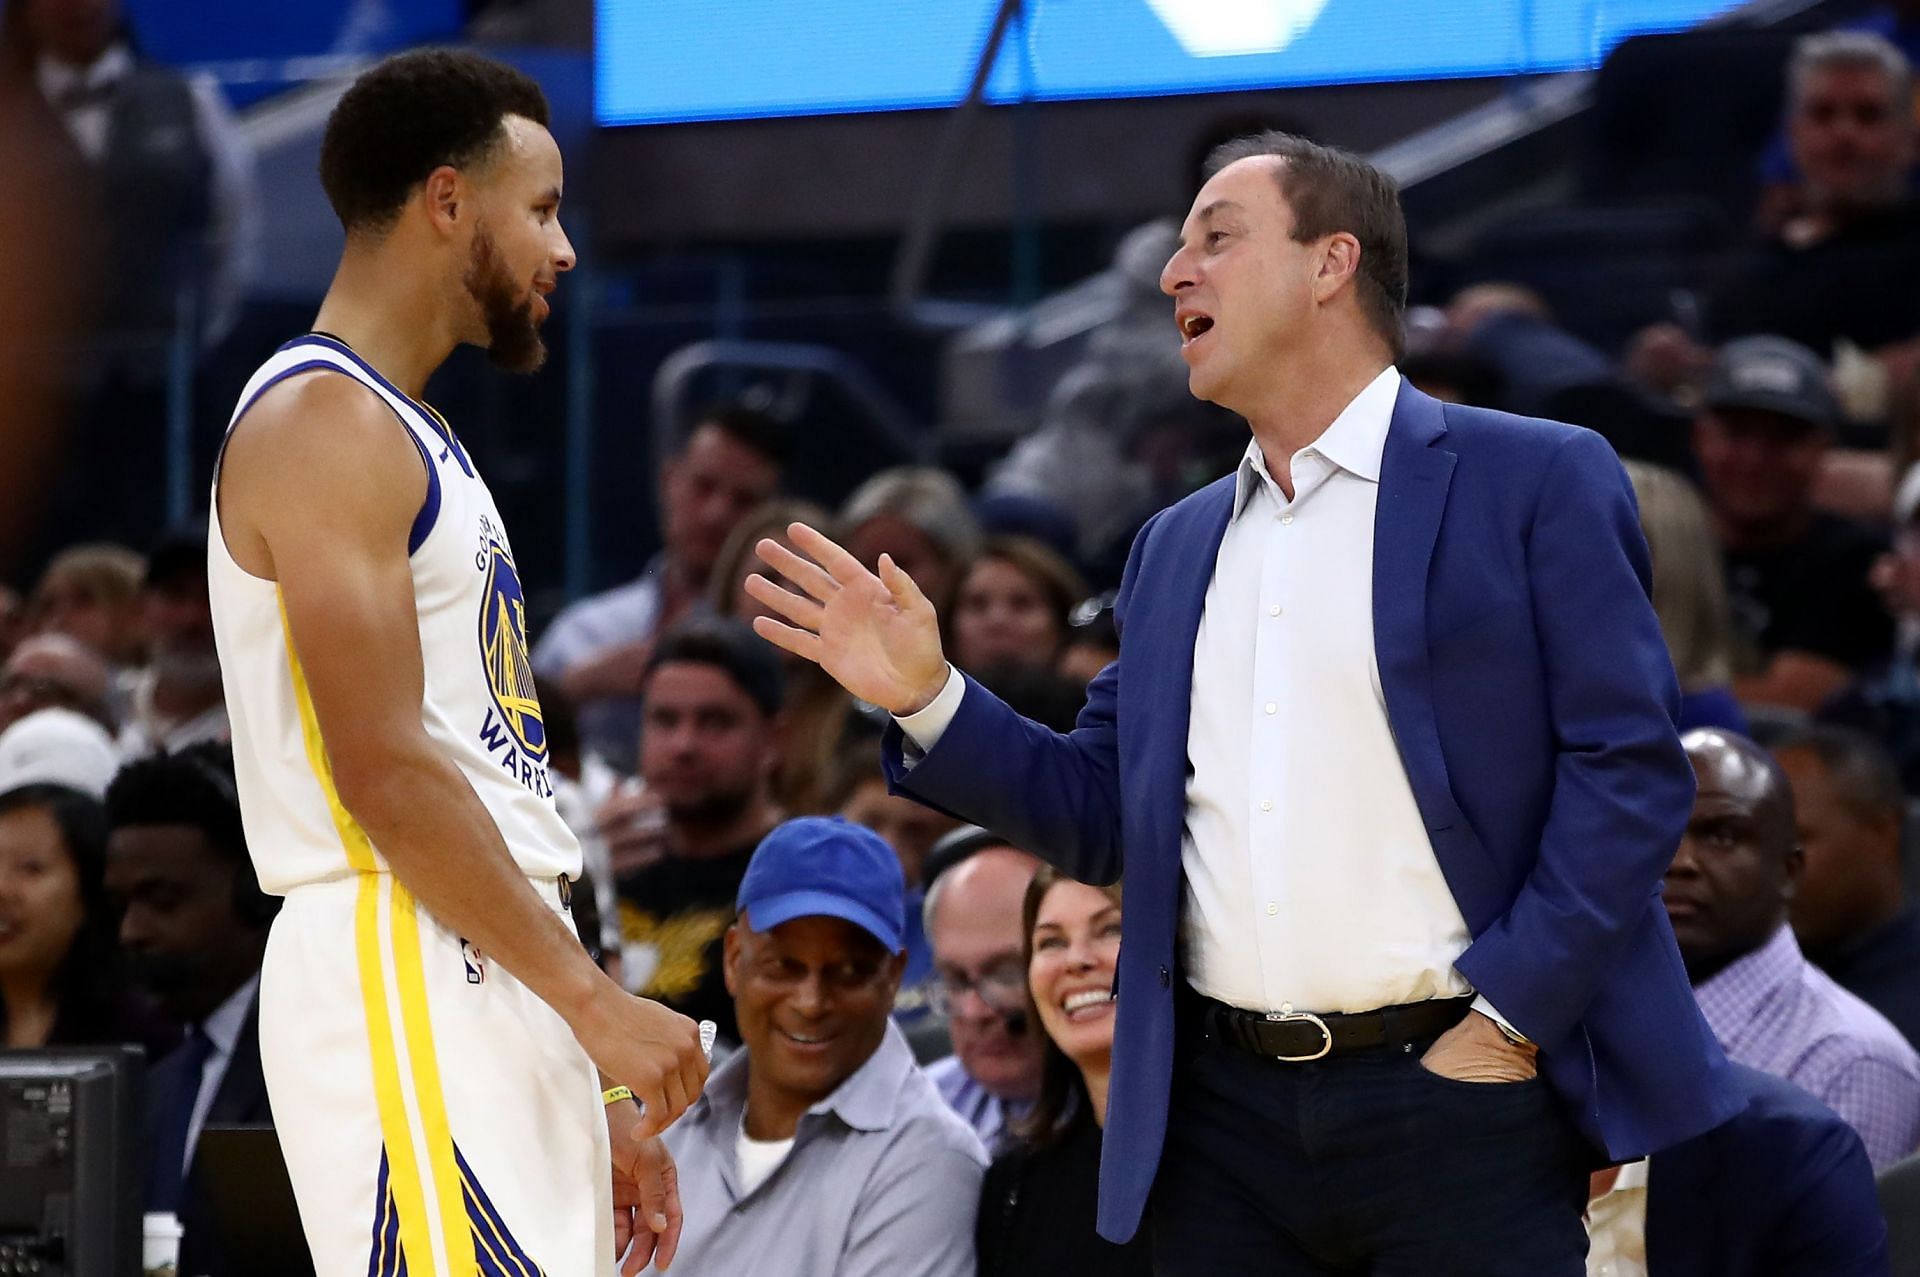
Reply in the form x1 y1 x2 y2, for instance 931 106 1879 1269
259 872 612 1276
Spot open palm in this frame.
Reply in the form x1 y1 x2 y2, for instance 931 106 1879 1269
747 523 949 715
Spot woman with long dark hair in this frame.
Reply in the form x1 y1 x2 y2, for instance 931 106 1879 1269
974 864 1150 1277
0 781 171 1053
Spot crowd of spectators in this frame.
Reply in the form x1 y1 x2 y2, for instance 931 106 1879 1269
22 6 1920 1275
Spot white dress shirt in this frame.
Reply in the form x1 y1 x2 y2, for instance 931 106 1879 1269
1584 1159 1650 1277
36 45 133 162
1178 366 1474 1013
903 368 1507 1023
35 45 259 343
183 973 259 1172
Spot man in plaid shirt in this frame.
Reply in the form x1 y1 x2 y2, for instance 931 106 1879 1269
1666 727 1920 1168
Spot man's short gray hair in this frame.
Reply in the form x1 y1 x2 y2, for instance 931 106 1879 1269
1790 30 1913 114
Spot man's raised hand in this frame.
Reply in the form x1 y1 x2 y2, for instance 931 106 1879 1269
747 523 950 715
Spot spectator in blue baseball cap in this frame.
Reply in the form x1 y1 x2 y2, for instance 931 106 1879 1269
651 816 986 1276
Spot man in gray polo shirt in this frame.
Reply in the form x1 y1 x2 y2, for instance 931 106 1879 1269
647 816 986 1276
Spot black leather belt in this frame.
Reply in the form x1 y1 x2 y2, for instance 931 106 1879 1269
1198 993 1475 1062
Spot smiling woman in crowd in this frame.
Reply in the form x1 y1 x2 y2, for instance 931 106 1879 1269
974 864 1150 1277
0 776 172 1055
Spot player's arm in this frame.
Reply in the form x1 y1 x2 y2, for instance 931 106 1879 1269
217 372 705 1132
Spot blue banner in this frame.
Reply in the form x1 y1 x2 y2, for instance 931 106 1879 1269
597 0 1744 127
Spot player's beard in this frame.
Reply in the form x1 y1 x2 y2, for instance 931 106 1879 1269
464 225 546 373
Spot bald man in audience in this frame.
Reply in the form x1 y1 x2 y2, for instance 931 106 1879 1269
921 834 1045 1151
1667 727 1920 1168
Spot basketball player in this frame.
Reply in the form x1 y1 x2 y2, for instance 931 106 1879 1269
207 51 707 1275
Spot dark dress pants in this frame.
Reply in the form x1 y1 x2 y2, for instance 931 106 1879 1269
1149 1012 1593 1276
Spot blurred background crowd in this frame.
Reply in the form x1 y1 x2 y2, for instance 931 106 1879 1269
15 0 1920 1273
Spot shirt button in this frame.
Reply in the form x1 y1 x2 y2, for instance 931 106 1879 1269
1269 605 1281 617
1260 799 1273 812
1266 902 1279 916
1280 514 1294 526
1264 702 1277 715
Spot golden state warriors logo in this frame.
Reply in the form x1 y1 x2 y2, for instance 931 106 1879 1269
478 535 546 761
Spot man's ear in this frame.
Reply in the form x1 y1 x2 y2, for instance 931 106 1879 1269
883 949 907 997
1781 843 1807 903
421 165 465 237
658 455 683 505
1313 232 1362 306
722 923 742 998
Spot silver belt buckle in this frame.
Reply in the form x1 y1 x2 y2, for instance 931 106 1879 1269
1263 1009 1333 1061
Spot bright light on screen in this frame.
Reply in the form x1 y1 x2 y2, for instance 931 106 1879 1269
596 0 1744 127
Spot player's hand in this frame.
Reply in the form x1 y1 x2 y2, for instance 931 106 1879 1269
608 1100 683 1274
747 523 949 715
569 987 707 1138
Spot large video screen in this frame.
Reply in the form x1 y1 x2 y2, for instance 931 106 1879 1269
596 0 1745 127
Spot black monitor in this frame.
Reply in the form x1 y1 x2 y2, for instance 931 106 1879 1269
0 1047 143 1276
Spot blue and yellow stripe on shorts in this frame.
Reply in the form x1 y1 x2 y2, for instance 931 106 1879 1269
280 597 545 1277
365 1145 547 1277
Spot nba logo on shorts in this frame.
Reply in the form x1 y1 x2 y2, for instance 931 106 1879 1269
461 939 486 985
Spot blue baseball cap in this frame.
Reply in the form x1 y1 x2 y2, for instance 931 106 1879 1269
736 817 907 954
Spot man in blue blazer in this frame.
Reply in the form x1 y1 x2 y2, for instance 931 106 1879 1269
750 133 1739 1273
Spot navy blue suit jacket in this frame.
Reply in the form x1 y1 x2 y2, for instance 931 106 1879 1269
1647 1065 1888 1276
144 991 272 1277
884 385 1741 1241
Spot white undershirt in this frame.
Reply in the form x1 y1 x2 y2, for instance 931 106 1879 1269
735 1111 795 1196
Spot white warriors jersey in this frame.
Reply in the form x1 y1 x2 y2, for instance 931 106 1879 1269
208 334 581 894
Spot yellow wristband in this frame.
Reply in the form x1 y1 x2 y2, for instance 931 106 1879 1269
602 1086 635 1106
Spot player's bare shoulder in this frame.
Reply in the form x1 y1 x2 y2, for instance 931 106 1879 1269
217 368 428 579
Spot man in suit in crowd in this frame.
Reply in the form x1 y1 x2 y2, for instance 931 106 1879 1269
748 132 1738 1273
1586 1064 1887 1276
104 744 276 1277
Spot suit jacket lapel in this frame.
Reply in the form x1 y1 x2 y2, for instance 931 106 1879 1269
207 993 270 1126
1371 389 1479 865
1125 477 1233 874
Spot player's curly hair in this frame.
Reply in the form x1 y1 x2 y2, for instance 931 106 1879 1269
320 48 550 234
